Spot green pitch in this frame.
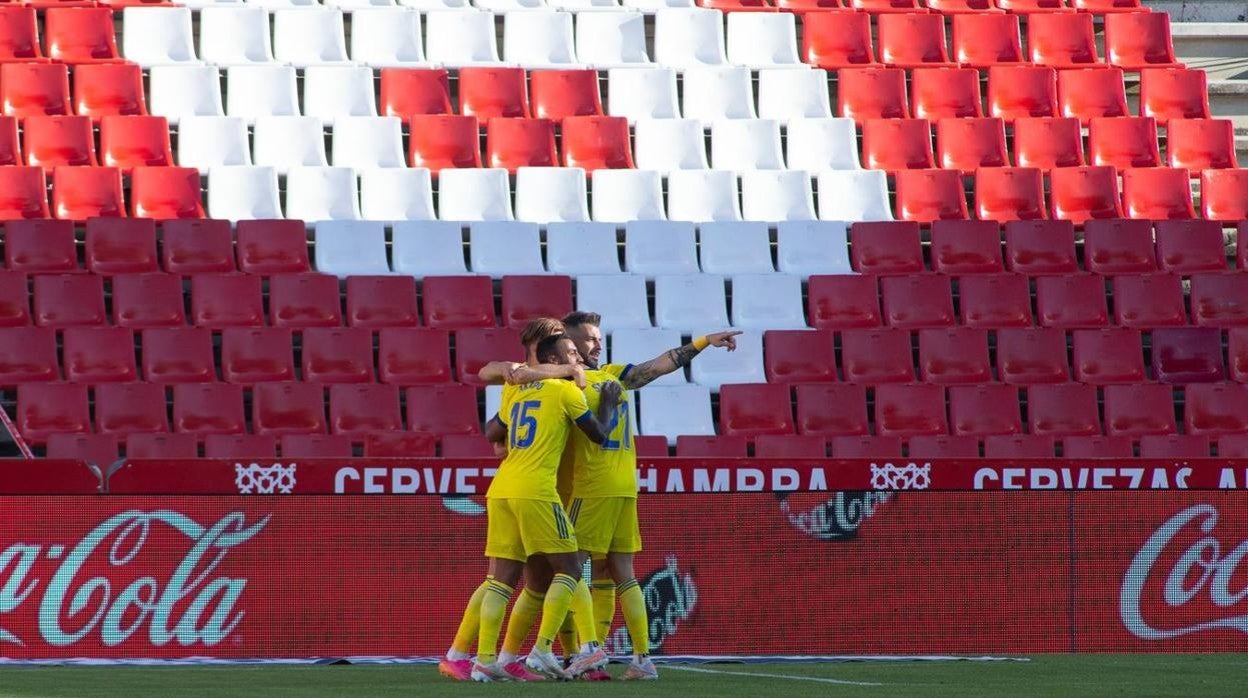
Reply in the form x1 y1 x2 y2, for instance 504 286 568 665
0 655 1244 698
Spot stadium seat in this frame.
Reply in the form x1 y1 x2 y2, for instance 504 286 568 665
1089 117 1162 170
1071 327 1145 383
711 119 784 173
1219 435 1248 457
530 70 602 121
345 276 421 329
34 274 105 327
333 117 406 170
439 168 514 221
951 14 1023 68
949 384 1022 437
85 219 157 274
278 433 351 458
676 433 750 458
503 11 576 68
1058 69 1129 125
562 116 633 172
1013 117 1085 170
469 221 545 276
177 116 250 170
406 379 482 434
252 382 328 436
5 220 74 273
837 68 908 124
881 275 956 328
1083 219 1156 275
1152 327 1225 384
207 166 282 220
220 328 295 384
1202 170 1248 222
1139 68 1210 123
380 69 451 120
1166 118 1237 170
1 63 69 119
253 116 329 175
740 171 816 223
792 384 866 437
912 68 982 122
417 275 493 330
123 7 196 66
638 385 715 445
308 66 380 120
408 115 481 171
1049 166 1123 222
1229 328 1248 383
0 116 18 166
73 63 146 120
349 8 425 67
719 383 795 438
786 118 860 172
731 274 805 330
1104 12 1180 70
830 435 904 458
1185 383 1248 437
286 167 362 222
1155 220 1225 274
654 8 726 70
984 435 1056 458
996 327 1069 384
0 8 41 62
937 118 1009 173
143 328 215 383
754 434 827 458
688 329 764 389
1191 273 1248 327
633 119 707 174
683 67 756 121
514 167 590 224
326 383 402 437
697 222 770 275
606 67 680 123
1028 13 1099 67
862 119 934 173
199 7 273 65
47 433 118 465
112 273 184 328
303 327 375 384
907 434 978 458
362 431 437 458
235 220 311 275
1062 435 1133 459
576 274 652 331
985 67 1057 128
654 274 728 330
18 383 90 444
1122 168 1195 220
762 329 836 384
608 329 684 386
0 272 28 328
1139 434 1210 459
849 0 923 11
841 328 914 383
0 167 49 219
500 275 573 330
130 166 204 220
776 220 852 276
1102 383 1176 436
876 13 950 69
1113 273 1187 327
806 275 881 329
849 221 923 275
667 170 742 222
424 10 500 67
800 12 874 70
203 434 277 459
63 327 136 383
929 220 1003 275
360 169 436 222
975 168 1046 222
389 220 465 277
1036 275 1109 328
24 115 95 168
918 328 991 385
44 8 118 63
544 222 619 276
893 169 969 223
817 170 893 222
575 11 649 68
377 328 452 384
1028 383 1101 437
1072 0 1143 10
874 383 947 438
269 273 341 328
726 12 799 69
226 66 300 124
126 433 198 459
0 327 58 385
51 166 125 220
757 69 832 122
191 273 264 328
272 8 348 66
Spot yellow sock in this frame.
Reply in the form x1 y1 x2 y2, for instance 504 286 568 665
590 578 616 644
536 573 580 653
476 577 514 665
450 581 488 656
500 587 544 657
617 579 649 655
557 615 578 658
568 577 598 651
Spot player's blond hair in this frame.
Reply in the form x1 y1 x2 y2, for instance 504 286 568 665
520 317 565 350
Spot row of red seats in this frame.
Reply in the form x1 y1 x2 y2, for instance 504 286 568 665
0 115 173 170
0 62 146 121
705 0 1149 14
0 165 201 219
0 7 133 65
409 115 633 173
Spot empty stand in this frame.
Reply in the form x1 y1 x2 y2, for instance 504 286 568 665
807 274 881 329
1059 69 1129 125
1049 166 1123 222
236 220 311 274
1014 118 1085 170
380 69 452 120
63 327 137 383
1085 220 1160 277
987 66 1058 122
1121 168 1195 220
918 328 992 385
1153 327 1225 384
144 328 216 383
33 274 105 327
894 169 969 223
74 63 147 120
838 68 908 124
269 273 341 328
1166 118 1237 170
1028 383 1101 437
996 328 1070 384
1104 12 1180 70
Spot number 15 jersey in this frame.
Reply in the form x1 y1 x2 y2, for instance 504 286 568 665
488 378 592 503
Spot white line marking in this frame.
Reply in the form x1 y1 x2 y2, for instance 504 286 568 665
665 664 883 687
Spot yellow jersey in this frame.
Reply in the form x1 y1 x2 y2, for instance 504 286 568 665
488 378 592 503
560 363 639 499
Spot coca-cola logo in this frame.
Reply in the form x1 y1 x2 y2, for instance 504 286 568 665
1121 504 1248 640
0 510 268 648
778 491 893 541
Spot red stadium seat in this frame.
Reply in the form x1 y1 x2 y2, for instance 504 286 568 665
1004 219 1077 275
875 383 947 438
927 0 998 9
1106 385 1182 435
0 167 49 220
1 63 70 118
423 276 494 329
959 274 1033 328
907 435 979 458
1059 68 1129 125
1166 118 1237 170
125 433 198 459
1072 328 1145 383
1191 273 1248 327
0 326 56 385
801 12 876 69
562 116 634 171
100 116 173 170
1028 383 1101 437
1154 220 1225 274
796 383 869 436
44 8 118 63
1139 434 1210 459
63 326 136 382
530 69 603 121
676 435 749 458
1233 328 1248 382
806 274 882 329
841 328 915 383
252 382 327 436
1062 436 1133 458
1122 167 1195 221
1139 68 1210 123
18 383 90 443
486 118 558 172
378 328 453 385
406 384 481 435
129 166 204 219
52 166 125 220
830 435 903 458
459 67 530 120
975 167 1046 221
949 384 1021 436
365 432 438 458
1072 0 1142 10
837 68 909 123
1028 13 1100 67
1013 117 1084 171
1037 275 1110 328
162 219 235 274
112 273 185 328
719 383 795 438
346 276 421 328
754 434 827 459
0 270 30 326
698 0 776 9
236 220 311 274
862 118 934 173
303 327 375 384
408 115 482 171
1089 117 1161 170
1203 170 1248 223
880 274 956 328
996 0 1071 11
0 8 42 62
1185 383 1248 436
633 434 669 458
1112 274 1186 327
876 13 951 68
501 275 573 330
47 433 118 465
1083 219 1156 275
937 118 1010 174
380 68 452 120
984 434 1055 458
5 219 75 272
204 434 277 459
24 115 96 168
763 329 838 383
269 273 341 329
987 66 1057 122
894 169 968 222
84 218 157 274
33 274 105 327
454 328 522 388
73 63 147 120
190 274 263 328
1152 327 1225 384
1219 435 1248 457
0 116 19 165
850 0 923 10
280 434 352 458
849 221 923 275
911 68 982 121
142 328 215 383
776 0 843 10
220 328 294 384
996 327 1069 384
329 383 402 436
929 220 1003 275
173 383 244 434
950 14 1021 69
94 382 166 434
1049 166 1123 222
1104 12 1181 70
918 327 991 385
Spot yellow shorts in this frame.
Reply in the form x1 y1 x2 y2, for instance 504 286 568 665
567 496 642 555
484 497 579 562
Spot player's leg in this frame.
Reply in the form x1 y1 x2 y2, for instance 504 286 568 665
572 497 617 647
439 579 487 680
512 500 587 679
537 549 606 677
494 556 551 681
470 499 527 682
610 498 657 680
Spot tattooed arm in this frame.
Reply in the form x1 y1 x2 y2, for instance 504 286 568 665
619 330 743 390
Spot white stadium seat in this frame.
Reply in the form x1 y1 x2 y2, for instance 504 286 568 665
504 11 577 68
607 68 681 123
776 220 853 276
392 220 467 274
639 385 715 444
730 274 807 330
181 0 246 9
726 12 800 68
248 0 319 8
400 0 469 7
654 273 729 329
360 168 437 221
624 221 699 276
514 167 590 224
326 0 397 7
253 116 328 174
688 329 765 390
285 167 363 222
552 0 622 8
625 0 694 9
787 118 861 172
333 117 406 170
469 222 546 276
349 9 427 67
304 66 378 120
758 69 833 122
123 8 198 66
741 170 817 222
150 65 225 125
592 169 666 222
476 0 544 9
576 11 649 68
178 116 252 170
654 9 726 70
817 170 894 222
439 169 514 222
199 7 274 66
682 67 756 122
634 119 708 173
698 222 774 274
485 385 503 425
610 328 687 385
546 222 622 275
711 119 785 173
314 221 391 277
227 66 301 124
425 11 502 67
576 274 652 330
208 166 284 220
273 9 350 66
666 170 741 222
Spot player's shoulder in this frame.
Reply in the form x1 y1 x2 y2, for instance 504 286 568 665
598 363 632 380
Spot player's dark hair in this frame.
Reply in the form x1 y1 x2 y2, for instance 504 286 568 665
561 311 601 330
535 333 570 364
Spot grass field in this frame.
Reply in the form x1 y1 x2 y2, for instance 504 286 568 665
0 656 1244 698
